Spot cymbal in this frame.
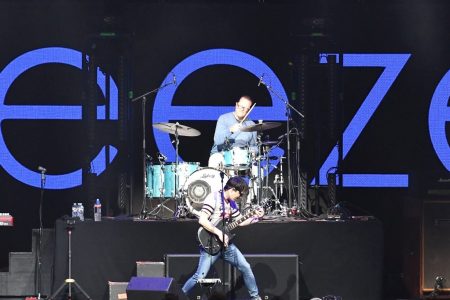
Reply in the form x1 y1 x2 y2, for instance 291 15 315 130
254 155 279 161
261 140 279 146
153 122 201 137
240 122 281 132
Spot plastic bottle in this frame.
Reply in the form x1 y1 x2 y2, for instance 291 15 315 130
71 203 78 218
78 203 84 221
94 199 102 222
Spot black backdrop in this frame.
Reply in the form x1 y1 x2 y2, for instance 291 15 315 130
0 1 449 298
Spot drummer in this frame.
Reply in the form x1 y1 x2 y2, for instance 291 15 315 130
208 95 258 169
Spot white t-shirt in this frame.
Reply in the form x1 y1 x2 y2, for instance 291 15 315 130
200 191 242 224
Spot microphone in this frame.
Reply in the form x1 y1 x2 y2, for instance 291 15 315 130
172 73 177 86
257 74 265 87
38 166 46 185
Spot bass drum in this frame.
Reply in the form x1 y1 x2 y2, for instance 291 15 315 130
183 167 229 211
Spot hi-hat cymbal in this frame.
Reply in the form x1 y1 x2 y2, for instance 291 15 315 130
153 122 201 137
261 140 279 146
240 122 281 132
254 155 279 161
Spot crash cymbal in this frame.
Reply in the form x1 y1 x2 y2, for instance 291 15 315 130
240 122 281 132
153 122 201 137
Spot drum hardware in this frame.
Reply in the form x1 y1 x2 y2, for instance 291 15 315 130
273 156 286 199
146 163 175 217
153 122 202 218
257 75 305 211
239 122 282 206
131 79 176 219
259 148 286 216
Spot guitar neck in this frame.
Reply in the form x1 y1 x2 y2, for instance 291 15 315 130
226 210 254 231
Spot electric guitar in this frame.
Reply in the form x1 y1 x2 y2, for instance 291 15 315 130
197 208 259 255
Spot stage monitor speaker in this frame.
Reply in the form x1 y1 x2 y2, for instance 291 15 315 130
165 254 232 300
109 281 128 300
126 276 178 300
422 200 450 292
232 254 299 300
136 261 165 277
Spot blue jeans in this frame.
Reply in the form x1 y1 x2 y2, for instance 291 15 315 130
182 244 259 298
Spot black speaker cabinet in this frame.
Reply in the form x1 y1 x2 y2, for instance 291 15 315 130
166 254 298 300
165 254 232 300
422 200 450 292
232 254 298 300
126 277 177 300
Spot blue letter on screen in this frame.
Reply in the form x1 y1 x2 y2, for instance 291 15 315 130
0 47 118 189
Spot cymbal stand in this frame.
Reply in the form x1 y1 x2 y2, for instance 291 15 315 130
264 145 273 199
173 125 183 215
274 157 285 199
257 77 304 209
148 160 174 217
131 78 176 219
274 157 288 216
256 134 263 206
261 146 282 215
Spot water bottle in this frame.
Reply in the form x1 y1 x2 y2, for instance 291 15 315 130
94 199 102 222
78 203 85 221
71 203 78 218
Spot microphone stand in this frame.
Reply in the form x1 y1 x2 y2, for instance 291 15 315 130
132 79 176 219
258 78 304 209
35 167 46 299
219 171 227 296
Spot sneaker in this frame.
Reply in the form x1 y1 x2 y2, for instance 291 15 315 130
251 297 262 300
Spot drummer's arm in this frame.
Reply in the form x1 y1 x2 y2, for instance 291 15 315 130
213 116 231 145
249 131 258 153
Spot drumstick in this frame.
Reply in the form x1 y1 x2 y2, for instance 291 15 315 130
239 103 256 125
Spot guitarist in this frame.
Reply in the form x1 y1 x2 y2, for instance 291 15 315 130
181 176 264 300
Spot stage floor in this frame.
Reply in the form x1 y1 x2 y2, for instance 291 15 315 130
52 217 382 300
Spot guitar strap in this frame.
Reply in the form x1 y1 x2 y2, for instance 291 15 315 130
217 191 236 223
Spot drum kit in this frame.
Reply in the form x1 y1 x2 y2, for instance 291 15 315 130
145 121 288 218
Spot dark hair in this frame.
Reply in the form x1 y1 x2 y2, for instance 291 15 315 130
224 176 248 195
239 95 253 104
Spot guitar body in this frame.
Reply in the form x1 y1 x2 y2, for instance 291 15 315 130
197 208 258 255
197 220 235 255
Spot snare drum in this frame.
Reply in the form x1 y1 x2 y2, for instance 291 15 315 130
146 164 165 198
163 162 200 198
183 167 229 210
223 146 251 170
